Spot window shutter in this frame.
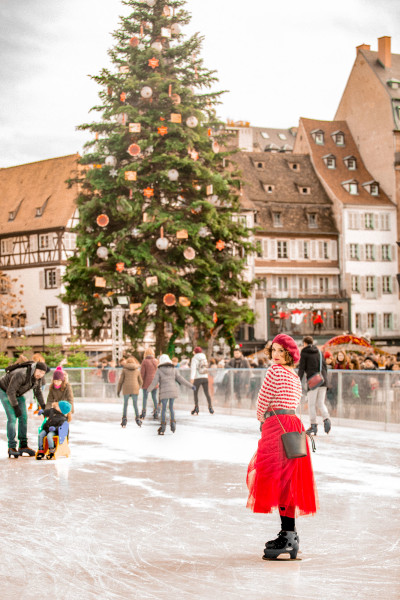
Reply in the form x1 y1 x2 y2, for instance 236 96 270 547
346 244 350 260
297 240 303 259
393 313 398 331
359 245 364 260
30 235 38 252
354 213 360 229
270 240 276 259
290 240 296 259
331 241 338 260
393 276 397 293
360 276 366 298
57 307 63 327
389 244 393 261
55 268 62 287
310 241 316 259
376 276 382 298
318 241 323 258
39 271 45 289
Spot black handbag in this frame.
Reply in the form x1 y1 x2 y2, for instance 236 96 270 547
266 404 315 459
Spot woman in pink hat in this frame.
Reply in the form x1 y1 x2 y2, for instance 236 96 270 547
246 334 318 560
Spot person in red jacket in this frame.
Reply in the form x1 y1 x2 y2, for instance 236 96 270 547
140 349 159 419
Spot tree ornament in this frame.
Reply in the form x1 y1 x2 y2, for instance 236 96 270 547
124 171 137 181
189 149 199 161
96 246 109 259
129 122 141 133
163 6 171 16
128 143 141 156
176 229 188 239
186 116 198 128
167 169 179 181
146 275 158 286
95 276 107 287
163 293 176 306
140 86 153 99
143 187 154 198
212 141 220 153
148 303 157 315
151 41 163 52
170 113 182 123
206 184 213 195
171 93 181 105
119 66 129 74
148 57 159 69
198 226 210 237
191 206 202 214
120 92 127 102
129 36 139 47
156 237 169 250
158 126 168 136
213 312 218 323
130 227 140 237
105 156 117 167
171 23 181 35
179 296 191 307
130 303 142 315
116 262 125 273
183 247 196 260
146 0 156 6
96 214 109 227
216 240 225 251
161 27 171 38
107 86 113 96
109 169 118 177
116 113 127 125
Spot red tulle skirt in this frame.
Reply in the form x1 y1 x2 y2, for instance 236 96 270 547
246 414 319 518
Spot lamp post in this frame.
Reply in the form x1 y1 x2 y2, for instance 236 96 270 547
40 313 46 353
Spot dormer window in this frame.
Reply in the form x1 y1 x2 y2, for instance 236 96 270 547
332 131 345 146
298 186 311 195
280 144 292 152
362 181 379 196
264 143 280 153
272 212 282 227
255 161 264 169
35 197 50 218
307 213 318 228
344 156 357 170
342 179 359 195
311 129 324 145
288 162 300 171
260 131 270 139
323 154 336 169
8 200 22 222
263 184 274 194
387 79 400 89
278 133 287 140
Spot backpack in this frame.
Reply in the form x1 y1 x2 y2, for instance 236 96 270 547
5 361 34 386
198 359 208 376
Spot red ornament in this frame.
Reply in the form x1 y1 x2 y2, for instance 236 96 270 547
158 126 168 136
143 187 154 198
128 144 141 156
215 240 225 251
96 214 109 227
163 293 176 307
120 92 126 102
148 57 159 69
116 262 125 273
213 312 218 323
129 36 139 47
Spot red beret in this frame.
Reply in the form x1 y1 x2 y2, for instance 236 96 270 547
272 334 300 364
324 351 333 359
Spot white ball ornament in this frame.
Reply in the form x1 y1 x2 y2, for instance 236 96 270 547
167 169 179 181
186 116 198 128
198 227 210 238
156 237 169 250
105 156 117 167
130 227 140 237
151 41 163 52
140 86 153 99
96 246 109 259
146 0 156 6
171 23 181 35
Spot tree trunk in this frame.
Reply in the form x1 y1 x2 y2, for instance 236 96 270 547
206 324 223 361
155 320 166 356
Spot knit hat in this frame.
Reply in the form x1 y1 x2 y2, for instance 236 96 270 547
324 351 333 359
159 354 172 365
58 401 71 415
35 361 48 372
53 367 65 381
272 334 300 364
194 346 202 354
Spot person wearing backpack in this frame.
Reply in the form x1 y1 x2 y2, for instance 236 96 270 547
190 347 214 415
0 360 48 458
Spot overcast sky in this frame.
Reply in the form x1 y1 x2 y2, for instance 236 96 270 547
0 0 399 168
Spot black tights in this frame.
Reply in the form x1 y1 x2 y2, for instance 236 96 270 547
280 508 295 532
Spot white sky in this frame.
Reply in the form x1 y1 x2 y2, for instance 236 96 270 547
0 0 399 168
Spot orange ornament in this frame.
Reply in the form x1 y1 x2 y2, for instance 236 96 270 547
213 312 218 323
129 36 139 47
120 92 126 102
148 57 159 69
96 214 109 227
116 262 125 273
128 143 141 156
163 293 176 307
179 296 191 307
215 240 225 251
143 187 154 198
158 126 168 136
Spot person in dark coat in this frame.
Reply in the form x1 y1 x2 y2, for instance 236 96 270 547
36 400 71 460
0 361 47 458
297 336 331 436
147 354 194 435
140 348 159 420
227 346 250 404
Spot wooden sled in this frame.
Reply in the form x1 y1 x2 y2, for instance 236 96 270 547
35 421 71 460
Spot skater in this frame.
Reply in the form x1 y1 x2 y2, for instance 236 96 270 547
247 334 318 560
0 360 48 458
147 354 195 435
227 346 250 405
190 346 214 414
45 367 75 414
298 336 331 436
36 401 71 460
117 357 143 427
140 348 159 420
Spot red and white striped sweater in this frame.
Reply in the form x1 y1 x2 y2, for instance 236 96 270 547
256 363 302 422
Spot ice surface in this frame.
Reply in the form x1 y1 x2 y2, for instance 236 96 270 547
0 403 399 600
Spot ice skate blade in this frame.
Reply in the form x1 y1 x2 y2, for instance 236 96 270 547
262 555 301 561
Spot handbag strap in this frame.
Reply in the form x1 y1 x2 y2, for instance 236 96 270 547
318 349 322 373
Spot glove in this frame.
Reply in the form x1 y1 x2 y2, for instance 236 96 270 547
49 426 56 432
192 386 196 391
38 409 44 415
13 404 22 418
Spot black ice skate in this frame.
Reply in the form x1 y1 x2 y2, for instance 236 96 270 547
265 530 299 548
158 421 166 435
140 410 146 420
46 449 56 460
19 447 36 457
121 417 127 428
135 417 142 427
191 406 199 415
306 424 318 436
324 418 331 434
8 448 20 459
208 405 214 414
153 408 159 420
263 531 299 560
36 450 45 460
170 420 176 433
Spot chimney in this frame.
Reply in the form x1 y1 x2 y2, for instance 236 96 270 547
378 36 391 68
356 43 371 54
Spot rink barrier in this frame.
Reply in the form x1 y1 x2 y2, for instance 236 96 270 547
2 367 399 431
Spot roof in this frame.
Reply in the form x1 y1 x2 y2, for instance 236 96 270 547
360 49 400 129
0 155 80 236
296 118 395 207
227 125 297 153
234 152 338 234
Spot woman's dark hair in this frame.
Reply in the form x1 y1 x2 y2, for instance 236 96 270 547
265 344 295 367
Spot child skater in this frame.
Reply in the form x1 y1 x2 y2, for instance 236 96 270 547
246 334 318 560
147 354 195 435
36 401 71 460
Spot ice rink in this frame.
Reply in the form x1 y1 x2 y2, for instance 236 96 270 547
0 403 399 600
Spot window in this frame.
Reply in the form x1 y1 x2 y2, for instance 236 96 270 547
277 241 288 259
273 212 282 227
288 163 299 171
308 213 317 228
382 276 392 293
348 213 360 229
278 276 288 291
256 162 264 169
349 244 359 260
46 306 60 328
370 183 379 196
1 238 14 255
312 130 324 145
381 244 391 261
349 183 358 195
332 131 345 146
366 276 375 293
299 277 308 293
367 313 376 329
0 277 10 294
351 275 360 293
11 313 26 328
323 155 336 169
364 213 374 229
319 277 329 293
383 314 392 329
263 184 274 193
44 268 57 289
278 133 287 140
355 313 361 329
303 241 309 259
381 214 390 230
39 234 50 249
387 79 400 89
344 156 357 170
63 233 76 250
299 187 311 195
260 131 270 139
323 242 329 259
365 244 375 260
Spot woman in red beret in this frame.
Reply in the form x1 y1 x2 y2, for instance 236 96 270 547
246 334 318 560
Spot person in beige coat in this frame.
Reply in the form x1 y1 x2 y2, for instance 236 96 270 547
45 367 74 415
117 357 143 428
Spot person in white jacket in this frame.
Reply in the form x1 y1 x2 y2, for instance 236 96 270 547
190 347 214 415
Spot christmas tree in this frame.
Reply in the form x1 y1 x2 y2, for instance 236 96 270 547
63 0 256 355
